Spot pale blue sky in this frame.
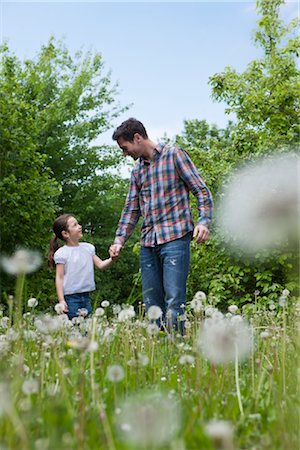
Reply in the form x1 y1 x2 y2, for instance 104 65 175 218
1 1 298 144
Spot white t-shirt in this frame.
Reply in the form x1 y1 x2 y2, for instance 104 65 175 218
54 243 96 295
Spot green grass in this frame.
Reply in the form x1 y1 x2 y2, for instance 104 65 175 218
0 295 299 450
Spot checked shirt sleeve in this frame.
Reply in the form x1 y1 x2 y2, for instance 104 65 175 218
174 148 213 227
114 171 141 246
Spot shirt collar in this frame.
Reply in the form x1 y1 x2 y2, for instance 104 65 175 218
140 142 165 166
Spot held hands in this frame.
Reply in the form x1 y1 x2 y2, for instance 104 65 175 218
193 224 210 244
109 243 123 260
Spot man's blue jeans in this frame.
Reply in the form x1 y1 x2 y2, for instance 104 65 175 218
140 233 191 334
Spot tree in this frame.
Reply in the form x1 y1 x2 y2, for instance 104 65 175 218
0 38 138 306
0 46 59 253
209 0 300 155
177 0 299 305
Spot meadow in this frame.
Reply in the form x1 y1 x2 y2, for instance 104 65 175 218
0 281 298 450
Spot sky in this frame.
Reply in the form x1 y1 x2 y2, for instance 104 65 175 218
0 0 299 145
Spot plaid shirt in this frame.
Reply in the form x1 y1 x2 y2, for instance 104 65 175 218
114 143 213 247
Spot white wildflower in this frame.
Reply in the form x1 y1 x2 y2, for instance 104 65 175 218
179 354 195 365
278 296 287 307
193 291 207 301
1 248 42 274
282 289 290 297
147 305 163 321
205 419 234 449
95 307 105 317
118 308 135 322
78 308 88 317
197 316 253 364
190 298 203 313
137 353 149 367
22 378 39 395
116 391 181 447
260 331 270 339
27 298 38 308
217 154 299 253
106 364 125 383
228 305 238 314
112 304 121 315
101 300 110 308
147 323 160 336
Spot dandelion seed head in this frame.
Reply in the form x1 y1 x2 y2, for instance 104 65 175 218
78 308 88 317
205 419 234 448
197 315 252 364
28 298 38 308
147 305 162 321
217 154 299 253
22 378 39 395
116 391 181 448
190 298 203 313
228 305 238 314
95 307 105 317
278 296 287 307
1 248 42 274
106 364 124 382
146 323 160 336
118 308 135 322
179 354 195 365
101 300 110 308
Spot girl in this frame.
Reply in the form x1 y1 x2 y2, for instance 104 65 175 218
48 214 113 320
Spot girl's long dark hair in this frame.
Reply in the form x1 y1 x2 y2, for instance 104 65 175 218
48 214 74 269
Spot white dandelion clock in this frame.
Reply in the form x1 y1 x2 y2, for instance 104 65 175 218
205 419 234 450
217 154 299 253
116 391 181 448
1 248 42 275
147 305 163 321
54 303 65 315
95 307 105 317
101 300 110 308
27 298 38 308
106 364 125 383
197 316 253 364
190 298 203 313
118 307 135 322
22 378 39 395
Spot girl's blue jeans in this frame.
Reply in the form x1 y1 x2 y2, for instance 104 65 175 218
64 292 92 320
140 232 191 335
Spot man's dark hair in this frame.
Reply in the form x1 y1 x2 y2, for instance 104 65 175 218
112 118 148 142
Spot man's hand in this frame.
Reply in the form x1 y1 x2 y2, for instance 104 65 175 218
193 224 210 244
109 244 123 260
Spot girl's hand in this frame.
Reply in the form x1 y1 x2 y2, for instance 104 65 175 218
59 300 69 313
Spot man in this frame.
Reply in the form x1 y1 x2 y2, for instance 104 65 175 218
109 118 213 334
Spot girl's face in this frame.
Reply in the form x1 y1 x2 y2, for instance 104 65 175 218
65 217 82 242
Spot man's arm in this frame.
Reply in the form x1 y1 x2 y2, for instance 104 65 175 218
174 147 213 243
110 171 141 257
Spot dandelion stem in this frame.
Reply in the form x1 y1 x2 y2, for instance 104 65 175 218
235 343 244 417
90 317 97 406
15 272 25 325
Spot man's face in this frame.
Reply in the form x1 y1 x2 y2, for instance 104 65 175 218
117 134 143 160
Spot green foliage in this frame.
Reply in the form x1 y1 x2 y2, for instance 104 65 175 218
0 38 139 306
209 0 300 154
0 45 60 254
178 0 299 306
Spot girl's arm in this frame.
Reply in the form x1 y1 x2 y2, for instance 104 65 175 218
55 264 68 313
93 254 114 270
